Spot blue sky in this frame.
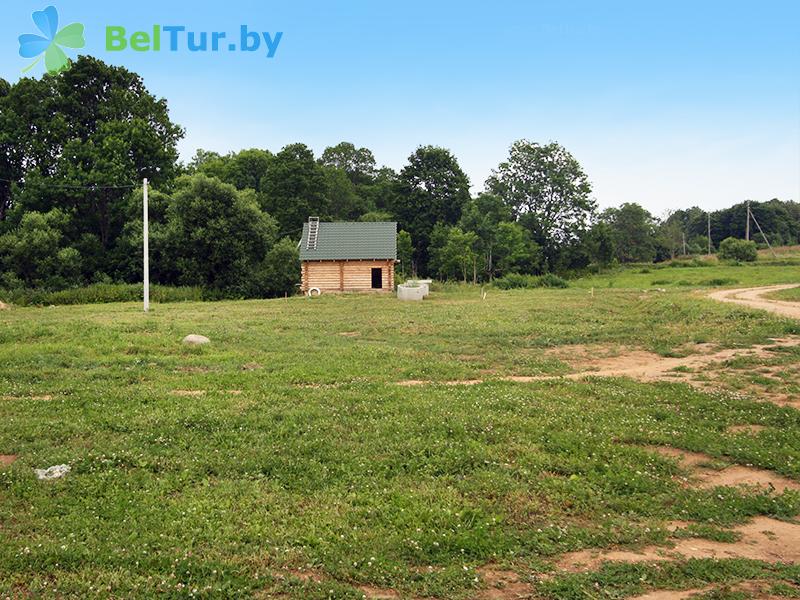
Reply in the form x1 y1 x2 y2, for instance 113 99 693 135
2 0 798 214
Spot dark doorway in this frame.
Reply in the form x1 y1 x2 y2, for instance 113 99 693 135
371 268 382 289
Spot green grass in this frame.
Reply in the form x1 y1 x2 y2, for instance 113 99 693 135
1 261 800 598
769 286 800 302
574 254 800 290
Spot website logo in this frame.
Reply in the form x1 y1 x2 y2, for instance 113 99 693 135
105 26 282 58
18 6 85 74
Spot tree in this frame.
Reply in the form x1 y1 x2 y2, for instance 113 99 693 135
1 56 183 279
323 165 372 220
361 167 399 214
486 140 595 268
223 148 273 193
397 229 413 278
261 143 328 235
0 77 20 223
359 211 394 222
493 221 540 277
259 237 301 296
160 174 279 296
601 203 658 263
459 193 513 280
319 142 376 187
429 225 479 282
587 221 615 266
394 146 470 275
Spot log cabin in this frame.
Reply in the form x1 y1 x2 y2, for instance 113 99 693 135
300 218 397 294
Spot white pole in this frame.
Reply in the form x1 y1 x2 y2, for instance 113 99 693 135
143 178 149 313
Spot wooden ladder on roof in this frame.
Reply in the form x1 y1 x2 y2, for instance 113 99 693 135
306 217 320 250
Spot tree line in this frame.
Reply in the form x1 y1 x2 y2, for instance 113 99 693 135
1 57 797 298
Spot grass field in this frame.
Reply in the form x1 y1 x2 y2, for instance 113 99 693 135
769 286 800 302
1 256 800 599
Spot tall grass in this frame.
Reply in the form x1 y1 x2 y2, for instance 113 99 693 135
0 283 205 306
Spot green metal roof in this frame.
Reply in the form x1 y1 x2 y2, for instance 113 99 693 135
300 221 397 260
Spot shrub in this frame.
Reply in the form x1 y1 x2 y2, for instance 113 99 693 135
699 277 739 287
0 283 204 306
493 273 569 290
718 237 757 262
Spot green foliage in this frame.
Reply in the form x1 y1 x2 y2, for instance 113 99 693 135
492 272 569 289
319 141 376 187
719 237 758 262
261 143 328 235
394 146 471 275
588 221 616 266
258 236 301 297
1 283 204 306
601 202 659 263
396 229 413 278
0 208 81 289
322 164 372 220
428 225 479 281
161 174 278 296
359 210 394 222
4 57 183 263
487 140 595 268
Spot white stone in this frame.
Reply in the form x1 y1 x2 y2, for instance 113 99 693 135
182 334 210 345
35 464 71 480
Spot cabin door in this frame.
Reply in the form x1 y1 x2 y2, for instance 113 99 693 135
371 268 382 289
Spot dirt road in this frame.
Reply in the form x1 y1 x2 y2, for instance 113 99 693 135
708 283 800 319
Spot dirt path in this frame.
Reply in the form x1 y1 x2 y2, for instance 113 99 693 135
708 284 800 319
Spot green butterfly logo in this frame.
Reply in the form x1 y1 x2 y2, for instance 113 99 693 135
19 6 85 74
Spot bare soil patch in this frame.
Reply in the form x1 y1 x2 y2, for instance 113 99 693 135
358 585 400 599
629 588 713 600
0 454 18 466
648 445 800 493
1 394 52 401
628 581 782 600
170 390 206 397
477 566 534 599
555 516 800 573
726 424 767 435
0 301 9 310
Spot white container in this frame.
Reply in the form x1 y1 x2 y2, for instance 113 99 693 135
397 284 425 301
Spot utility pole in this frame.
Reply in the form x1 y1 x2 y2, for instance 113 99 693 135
745 200 750 241
143 178 149 313
707 212 712 256
682 232 686 256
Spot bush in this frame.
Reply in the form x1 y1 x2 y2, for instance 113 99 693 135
0 283 205 306
493 273 569 290
718 237 757 262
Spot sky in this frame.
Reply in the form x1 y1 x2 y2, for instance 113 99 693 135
1 0 798 215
